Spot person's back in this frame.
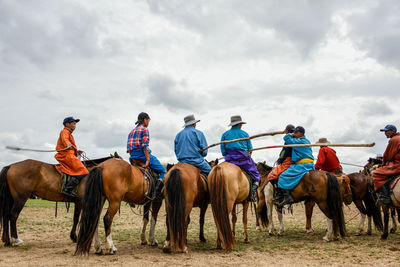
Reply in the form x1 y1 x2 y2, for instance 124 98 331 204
315 138 342 174
175 114 211 174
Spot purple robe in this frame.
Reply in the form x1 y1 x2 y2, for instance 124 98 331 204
225 149 260 182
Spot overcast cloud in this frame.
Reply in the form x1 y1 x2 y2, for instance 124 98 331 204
1 0 399 174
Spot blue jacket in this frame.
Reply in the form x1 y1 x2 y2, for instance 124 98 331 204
283 134 314 162
174 126 208 161
220 126 253 156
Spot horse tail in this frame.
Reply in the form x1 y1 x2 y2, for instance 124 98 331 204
363 186 383 231
165 169 186 252
0 166 12 246
209 166 235 249
326 172 346 237
75 167 104 255
258 185 269 228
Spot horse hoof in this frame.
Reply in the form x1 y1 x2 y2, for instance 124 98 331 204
390 228 396 234
306 229 314 235
11 238 23 246
108 250 118 255
367 231 372 235
323 236 330 242
200 237 206 243
162 246 171 254
268 232 274 236
381 234 388 240
95 248 104 255
150 240 159 247
256 226 261 231
244 238 250 243
141 240 148 245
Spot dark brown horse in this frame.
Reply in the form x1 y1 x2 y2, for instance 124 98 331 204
75 158 163 255
363 158 400 239
257 170 346 241
162 163 209 253
208 162 252 250
0 153 118 246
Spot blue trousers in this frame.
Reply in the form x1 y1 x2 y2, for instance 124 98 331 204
179 157 211 173
129 149 166 179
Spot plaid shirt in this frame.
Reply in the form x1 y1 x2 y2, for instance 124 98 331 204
127 124 150 152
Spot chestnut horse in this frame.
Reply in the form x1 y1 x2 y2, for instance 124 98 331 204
0 153 118 247
208 162 252 250
75 158 162 255
162 163 209 253
304 173 353 235
257 169 346 241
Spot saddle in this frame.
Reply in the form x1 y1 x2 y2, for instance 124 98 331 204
54 165 76 195
130 159 159 200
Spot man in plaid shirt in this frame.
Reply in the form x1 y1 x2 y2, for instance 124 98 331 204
127 112 166 199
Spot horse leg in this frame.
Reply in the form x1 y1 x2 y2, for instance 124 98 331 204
305 200 315 234
70 201 81 243
94 225 104 255
354 200 366 236
267 200 274 236
367 215 372 235
381 205 390 240
199 202 207 242
390 208 397 233
163 214 171 253
103 201 120 254
10 198 27 246
231 204 237 237
148 201 162 246
315 201 334 242
277 206 284 236
141 202 151 245
243 202 249 243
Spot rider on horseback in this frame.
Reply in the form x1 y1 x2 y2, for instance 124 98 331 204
268 124 295 203
127 112 166 200
372 124 400 204
174 115 211 176
220 115 260 202
277 126 315 207
55 116 89 197
315 137 343 175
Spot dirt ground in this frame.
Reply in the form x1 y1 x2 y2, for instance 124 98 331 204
1 199 400 267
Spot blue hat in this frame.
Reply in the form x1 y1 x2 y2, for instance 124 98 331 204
294 126 305 134
380 124 397 132
63 116 80 125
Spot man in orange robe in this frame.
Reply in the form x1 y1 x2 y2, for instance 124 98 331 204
372 124 400 204
55 117 88 197
314 137 343 174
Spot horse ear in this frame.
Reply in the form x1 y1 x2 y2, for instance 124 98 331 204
215 158 219 165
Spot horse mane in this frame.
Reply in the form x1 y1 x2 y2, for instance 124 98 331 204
367 157 382 166
257 162 273 174
82 152 121 168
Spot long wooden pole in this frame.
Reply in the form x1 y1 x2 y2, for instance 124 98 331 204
5 146 69 153
201 130 285 152
250 142 375 152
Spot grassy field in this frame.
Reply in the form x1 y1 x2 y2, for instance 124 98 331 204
0 199 400 266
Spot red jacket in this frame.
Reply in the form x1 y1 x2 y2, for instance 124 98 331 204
315 146 342 174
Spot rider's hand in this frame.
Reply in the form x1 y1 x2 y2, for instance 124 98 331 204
66 143 73 150
144 160 150 168
77 150 83 156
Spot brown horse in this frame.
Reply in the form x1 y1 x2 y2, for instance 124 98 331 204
208 162 251 250
0 153 118 247
162 163 209 253
75 158 163 255
304 173 353 235
257 169 346 241
363 158 400 239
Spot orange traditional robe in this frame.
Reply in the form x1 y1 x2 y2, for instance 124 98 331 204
372 133 400 191
315 147 342 174
54 128 88 176
267 157 292 181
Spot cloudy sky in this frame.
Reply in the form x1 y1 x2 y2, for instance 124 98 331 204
1 0 399 173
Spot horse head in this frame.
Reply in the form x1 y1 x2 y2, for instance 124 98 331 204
338 174 352 205
207 158 219 168
256 162 273 176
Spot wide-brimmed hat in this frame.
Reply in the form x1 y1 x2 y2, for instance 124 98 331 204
63 116 80 125
183 114 200 127
317 137 331 145
228 115 246 126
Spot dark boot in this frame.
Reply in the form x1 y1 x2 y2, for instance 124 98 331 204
377 183 391 205
250 181 259 202
155 179 164 200
273 187 284 204
278 189 294 208
62 177 80 197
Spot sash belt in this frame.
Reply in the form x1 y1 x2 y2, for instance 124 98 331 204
295 158 314 164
